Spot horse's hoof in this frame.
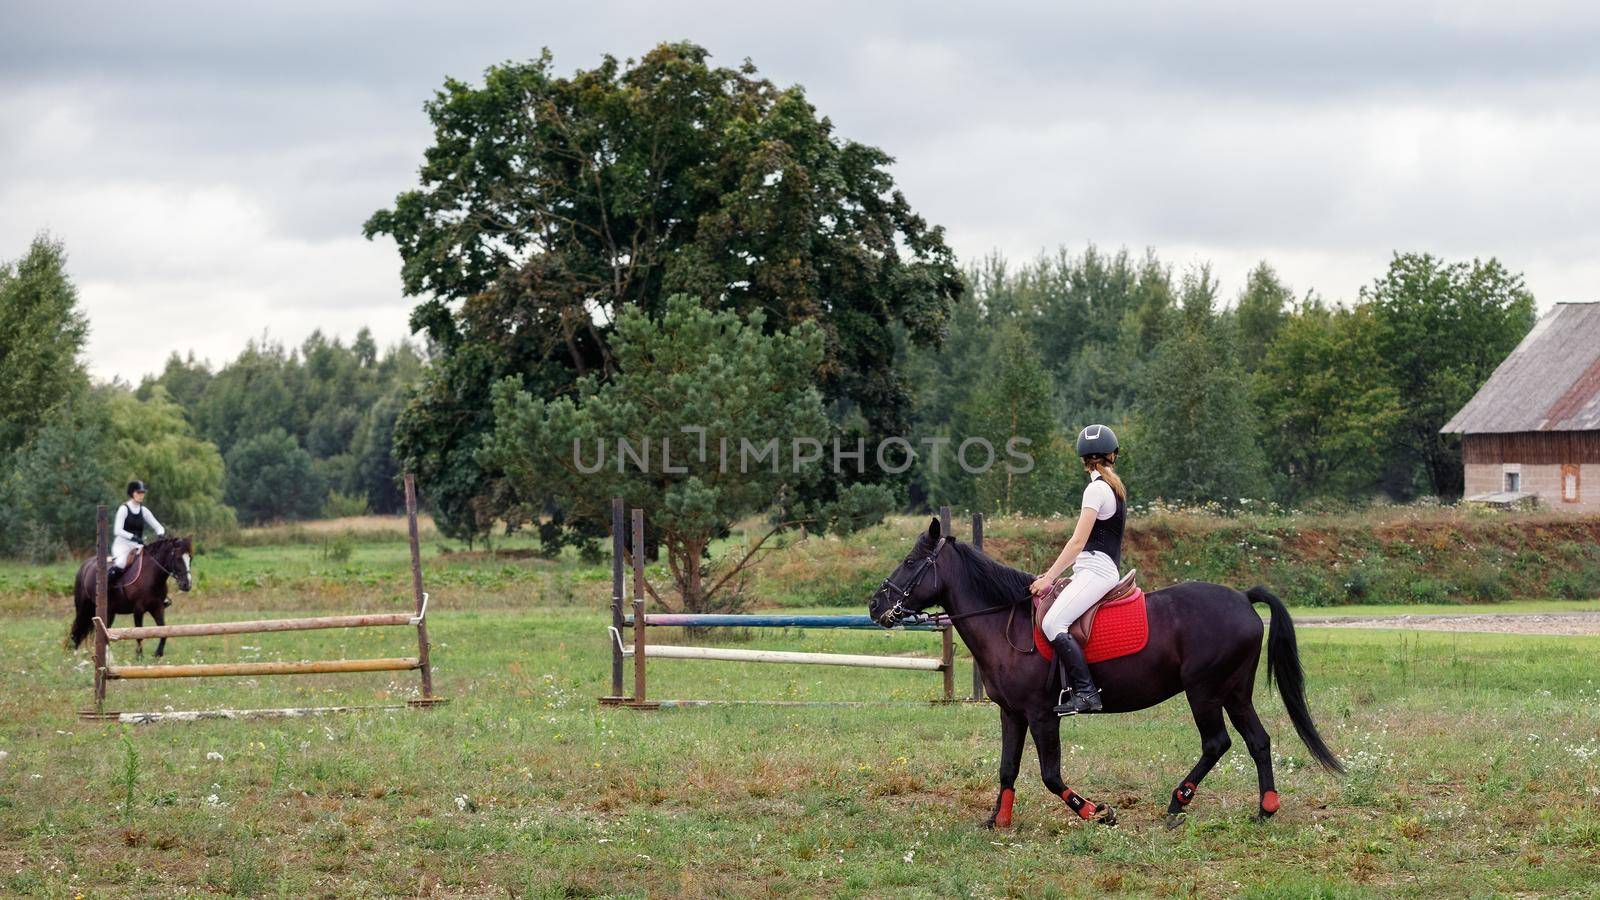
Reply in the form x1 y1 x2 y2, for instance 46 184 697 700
1254 811 1276 824
1165 813 1186 830
1094 806 1117 827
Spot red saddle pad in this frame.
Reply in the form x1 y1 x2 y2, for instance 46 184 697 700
1032 588 1149 664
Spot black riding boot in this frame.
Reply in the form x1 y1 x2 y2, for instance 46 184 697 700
1049 633 1103 716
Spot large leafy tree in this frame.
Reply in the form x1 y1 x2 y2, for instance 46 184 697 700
224 429 327 524
0 235 90 455
932 321 1073 514
0 395 110 560
1233 261 1292 373
104 387 236 536
486 297 882 612
367 42 962 541
1131 269 1267 504
0 235 104 559
1362 254 1535 497
1251 302 1403 502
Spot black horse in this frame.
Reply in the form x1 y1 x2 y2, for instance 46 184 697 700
68 536 194 658
869 519 1342 828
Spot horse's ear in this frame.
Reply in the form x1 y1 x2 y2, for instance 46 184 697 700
926 517 941 540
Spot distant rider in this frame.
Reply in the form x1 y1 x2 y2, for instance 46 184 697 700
1029 425 1127 716
110 480 166 586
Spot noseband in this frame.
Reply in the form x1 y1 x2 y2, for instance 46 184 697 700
874 536 947 626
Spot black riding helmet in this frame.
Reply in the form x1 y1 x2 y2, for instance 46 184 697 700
127 480 147 497
1075 424 1119 458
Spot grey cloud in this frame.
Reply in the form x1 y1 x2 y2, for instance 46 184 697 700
3 1 1598 380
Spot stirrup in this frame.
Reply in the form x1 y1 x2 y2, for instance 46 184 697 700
1054 689 1080 717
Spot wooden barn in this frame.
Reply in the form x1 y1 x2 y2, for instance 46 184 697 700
1442 301 1600 510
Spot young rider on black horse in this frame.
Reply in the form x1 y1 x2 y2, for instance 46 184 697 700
110 480 167 593
1028 425 1126 716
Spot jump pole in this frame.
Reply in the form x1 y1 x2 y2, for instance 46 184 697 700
971 511 987 701
91 505 109 716
80 480 446 722
404 473 442 707
630 507 656 708
604 498 625 702
940 506 987 701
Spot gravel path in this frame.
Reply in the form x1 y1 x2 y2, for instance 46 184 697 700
1299 611 1600 636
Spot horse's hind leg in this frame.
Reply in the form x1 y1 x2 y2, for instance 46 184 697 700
1166 695 1231 828
985 711 1028 828
1028 716 1115 826
1225 696 1278 821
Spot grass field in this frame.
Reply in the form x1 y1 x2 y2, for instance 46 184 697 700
2 519 1598 897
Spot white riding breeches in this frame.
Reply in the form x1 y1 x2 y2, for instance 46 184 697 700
111 537 140 568
1040 551 1121 641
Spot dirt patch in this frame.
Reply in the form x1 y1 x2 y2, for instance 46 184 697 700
1301 611 1600 636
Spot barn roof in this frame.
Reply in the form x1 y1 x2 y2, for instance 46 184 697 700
1443 302 1600 434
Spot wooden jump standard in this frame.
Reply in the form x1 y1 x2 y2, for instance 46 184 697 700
599 500 986 709
80 474 443 722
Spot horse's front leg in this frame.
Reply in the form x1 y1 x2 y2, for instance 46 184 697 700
133 609 145 658
1029 716 1116 826
985 710 1028 828
151 605 167 658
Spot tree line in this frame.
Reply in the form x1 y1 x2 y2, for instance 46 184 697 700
0 235 422 559
911 248 1535 515
2 42 1539 588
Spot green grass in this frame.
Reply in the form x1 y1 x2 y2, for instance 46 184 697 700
2 519 1599 896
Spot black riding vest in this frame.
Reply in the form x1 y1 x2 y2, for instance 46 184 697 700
123 504 147 541
1083 482 1126 569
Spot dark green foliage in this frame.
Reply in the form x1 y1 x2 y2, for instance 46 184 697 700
0 395 110 560
368 42 961 541
1363 253 1536 498
103 386 236 537
934 321 1073 514
0 237 106 558
0 236 89 456
1232 262 1292 373
141 329 422 516
224 429 327 524
1131 268 1268 504
1251 301 1403 503
486 297 871 612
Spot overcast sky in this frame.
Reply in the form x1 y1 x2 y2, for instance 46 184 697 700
4 1 1598 382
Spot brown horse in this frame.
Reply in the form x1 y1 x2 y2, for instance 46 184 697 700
869 518 1342 828
68 536 193 658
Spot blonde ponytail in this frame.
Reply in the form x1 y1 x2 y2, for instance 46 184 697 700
1084 454 1126 501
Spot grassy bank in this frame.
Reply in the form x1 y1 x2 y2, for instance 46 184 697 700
752 507 1600 610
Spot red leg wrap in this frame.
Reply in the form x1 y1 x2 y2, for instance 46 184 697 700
995 788 1014 828
1174 781 1196 806
1061 789 1098 820
1261 790 1280 814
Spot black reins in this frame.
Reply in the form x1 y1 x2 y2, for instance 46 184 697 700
874 537 1040 654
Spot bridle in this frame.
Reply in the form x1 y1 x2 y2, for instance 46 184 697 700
874 535 1039 655
873 536 947 626
136 539 190 587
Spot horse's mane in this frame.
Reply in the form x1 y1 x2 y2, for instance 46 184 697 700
144 535 189 564
947 539 1033 605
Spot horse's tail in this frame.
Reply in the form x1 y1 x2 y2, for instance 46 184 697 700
68 569 94 649
1248 586 1344 774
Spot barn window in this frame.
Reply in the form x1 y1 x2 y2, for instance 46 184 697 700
1563 464 1580 503
1504 471 1521 493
